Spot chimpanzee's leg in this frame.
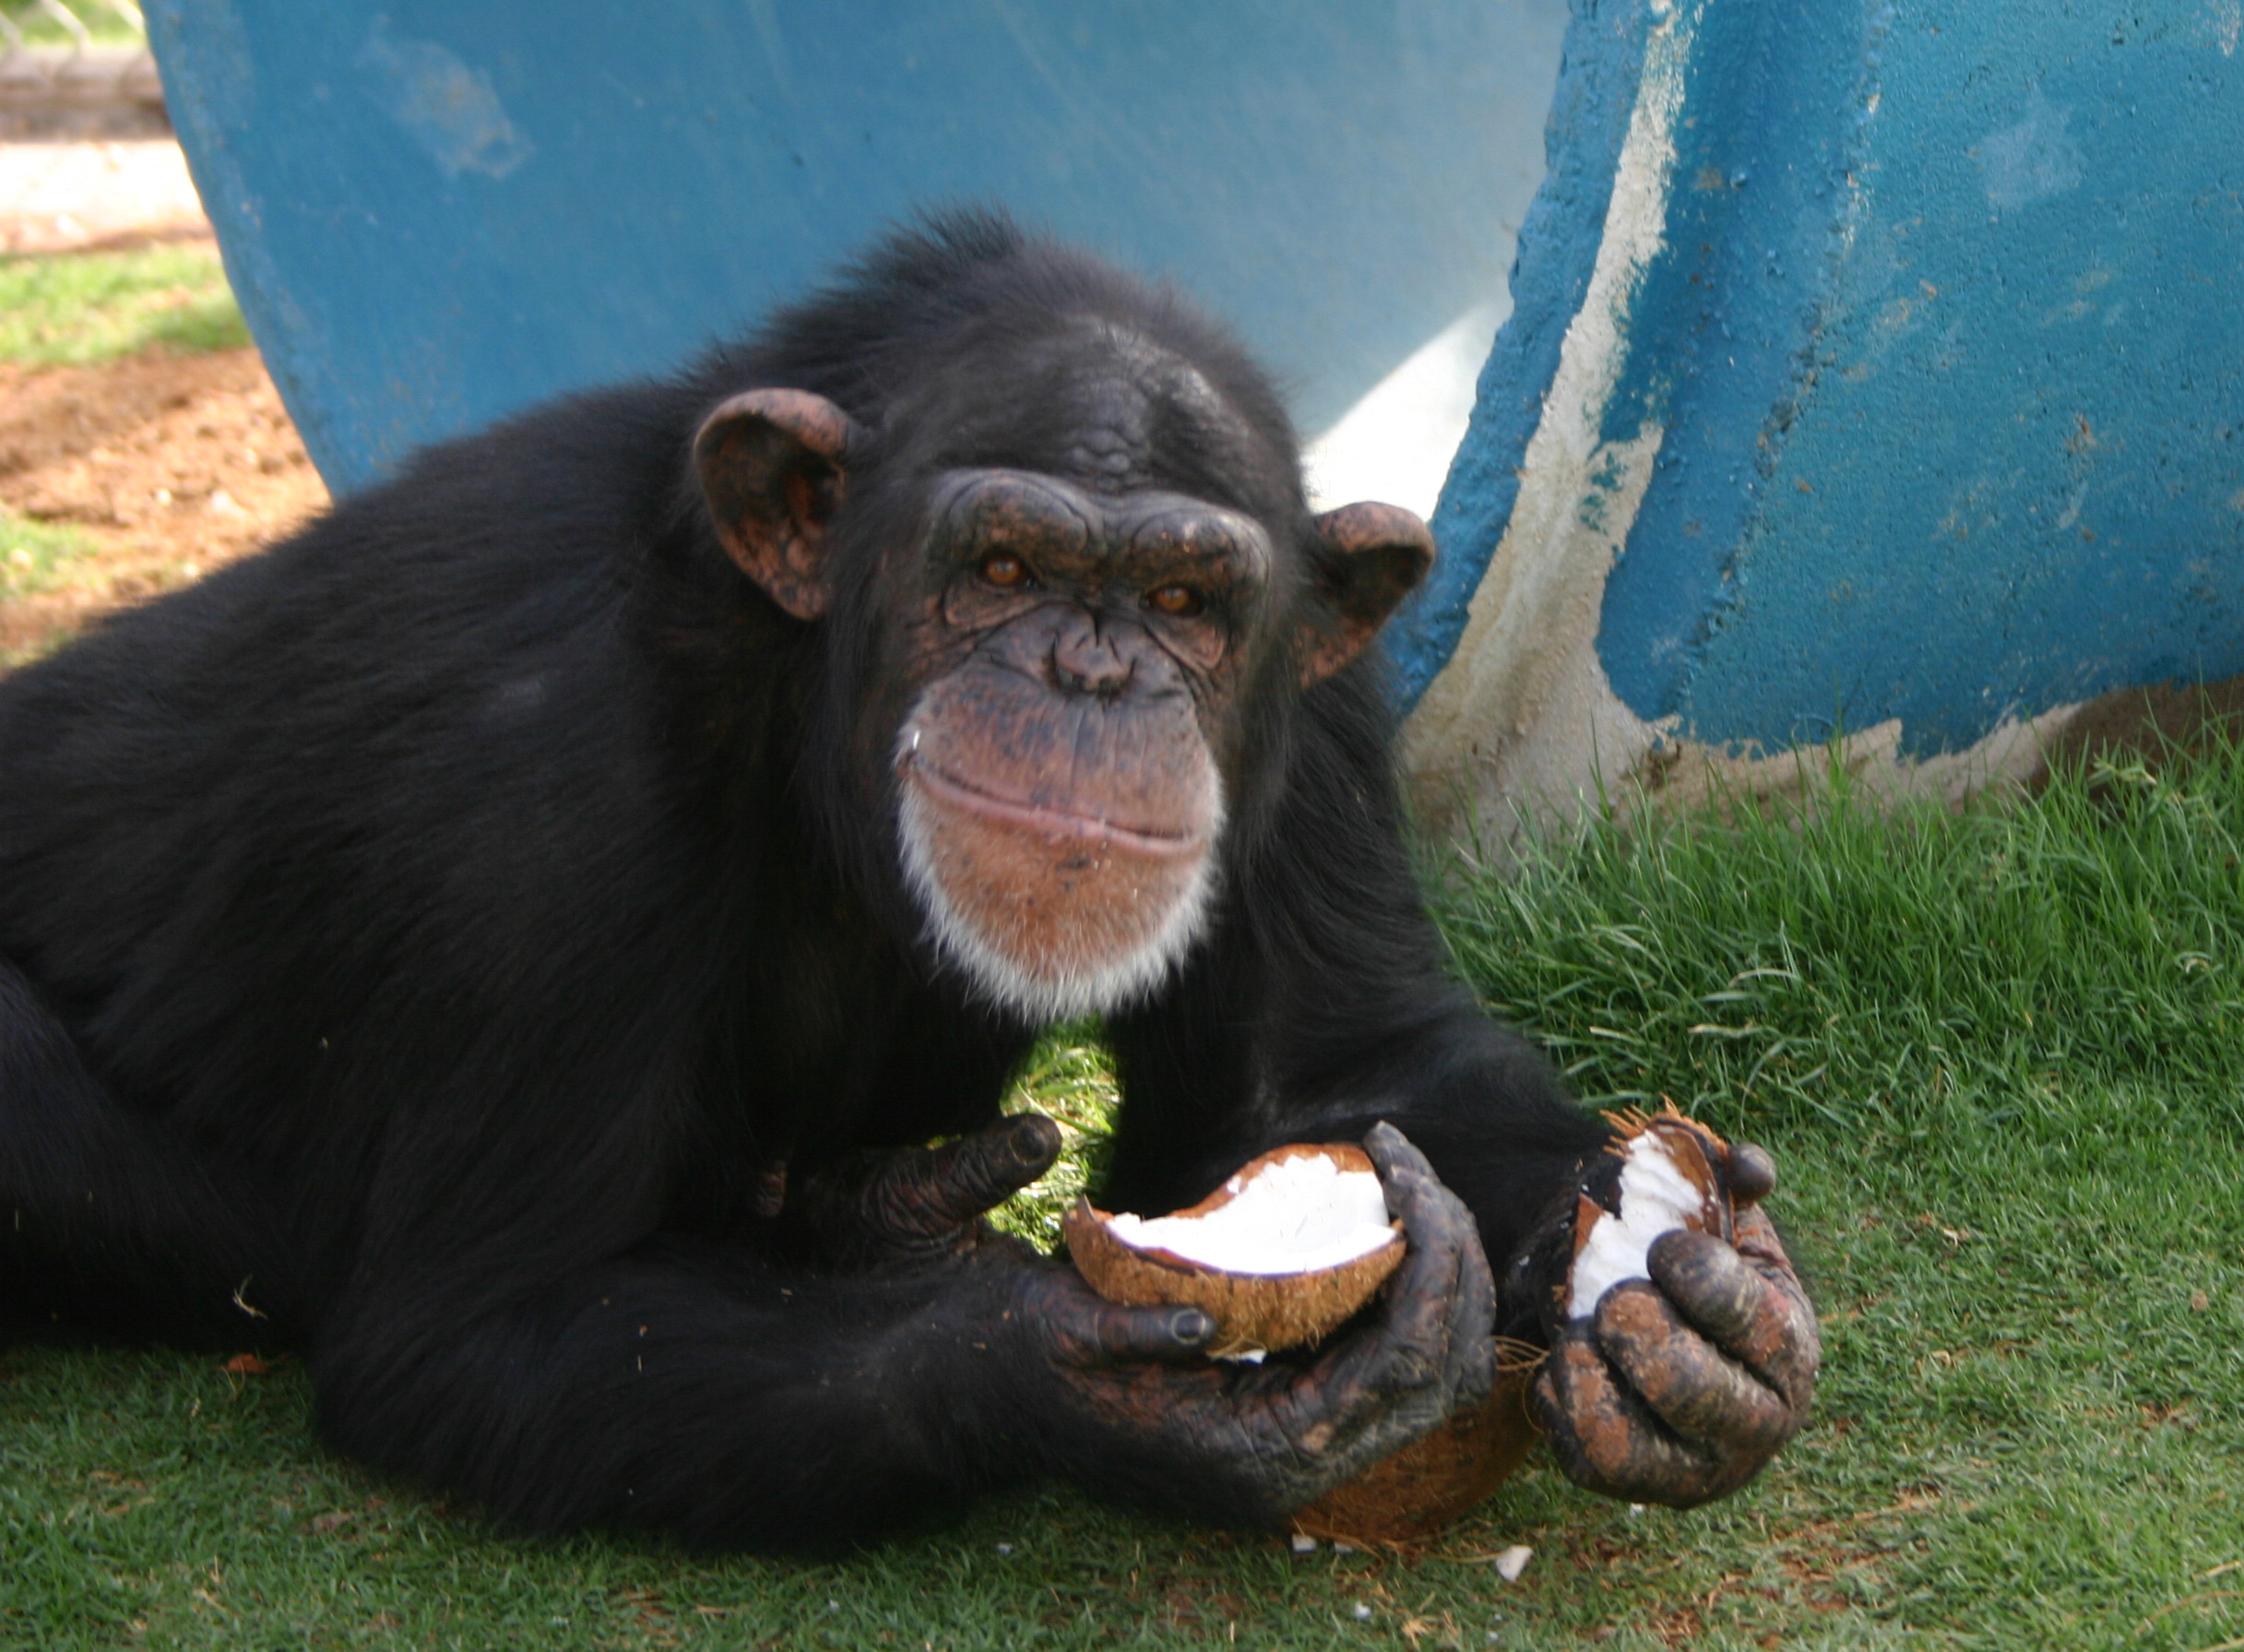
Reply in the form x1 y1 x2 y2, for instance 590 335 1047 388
0 957 300 1347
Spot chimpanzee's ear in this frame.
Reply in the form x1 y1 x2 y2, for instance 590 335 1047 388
693 388 868 620
1297 502 1437 687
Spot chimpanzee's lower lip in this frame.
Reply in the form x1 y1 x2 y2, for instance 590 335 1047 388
901 754 1208 860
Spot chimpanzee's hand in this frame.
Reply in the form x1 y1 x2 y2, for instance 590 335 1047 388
1533 1150 1819 1508
782 1112 1062 1269
1001 1123 1498 1523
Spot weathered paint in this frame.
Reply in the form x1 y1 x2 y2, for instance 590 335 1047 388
1402 0 2244 826
144 1 1566 499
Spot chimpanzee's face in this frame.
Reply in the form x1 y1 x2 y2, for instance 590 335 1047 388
890 463 1277 1020
694 318 1432 1025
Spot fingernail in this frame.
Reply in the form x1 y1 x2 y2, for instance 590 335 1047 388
1171 1309 1215 1343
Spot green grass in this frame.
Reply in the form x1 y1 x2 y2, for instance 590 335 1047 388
1 508 100 602
994 1027 1122 1251
5 737 2241 1648
0 243 249 367
0 509 103 667
0 0 142 47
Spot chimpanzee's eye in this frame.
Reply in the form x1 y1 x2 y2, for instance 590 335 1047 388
1145 583 1204 617
980 553 1031 589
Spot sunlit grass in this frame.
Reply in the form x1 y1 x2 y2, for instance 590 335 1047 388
0 0 142 47
1435 731 2244 1146
993 1023 1121 1249
0 242 250 367
0 507 98 601
0 509 101 666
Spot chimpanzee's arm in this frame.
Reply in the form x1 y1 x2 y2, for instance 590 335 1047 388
1103 671 1818 1509
1102 670 1609 1269
315 1243 1028 1548
313 1140 1504 1548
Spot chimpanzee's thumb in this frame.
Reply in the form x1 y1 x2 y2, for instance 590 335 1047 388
870 1112 1063 1242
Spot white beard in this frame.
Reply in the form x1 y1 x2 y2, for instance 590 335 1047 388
895 771 1224 1026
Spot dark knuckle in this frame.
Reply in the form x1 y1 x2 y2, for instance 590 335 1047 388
1380 1341 1441 1390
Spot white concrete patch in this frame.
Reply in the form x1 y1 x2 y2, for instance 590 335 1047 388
1631 704 2084 819
1405 0 1697 836
0 138 208 252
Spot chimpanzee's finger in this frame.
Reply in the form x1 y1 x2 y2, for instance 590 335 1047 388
1647 1223 1819 1404
866 1112 1063 1242
1533 1329 1720 1505
1591 1280 1797 1456
1018 1262 1219 1367
1360 1121 1438 1205
1355 1125 1481 1391
1644 1230 1767 1345
1726 1143 1777 1208
1723 1207 1822 1402
932 1111 1064 1213
1055 1297 1218 1367
1306 1124 1494 1419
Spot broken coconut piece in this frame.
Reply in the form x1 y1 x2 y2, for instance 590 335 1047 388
1291 1363 1540 1546
1063 1143 1405 1360
1567 1106 1735 1320
1303 1106 1741 1547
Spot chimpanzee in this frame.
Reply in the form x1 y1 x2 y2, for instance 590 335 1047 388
0 211 1816 1550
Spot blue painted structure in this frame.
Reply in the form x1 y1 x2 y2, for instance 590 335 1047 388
1395 0 2244 759
145 1 1563 496
148 0 2244 775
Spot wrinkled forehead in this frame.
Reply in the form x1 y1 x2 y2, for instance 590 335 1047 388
926 467 1276 581
923 318 1286 506
1062 322 1235 471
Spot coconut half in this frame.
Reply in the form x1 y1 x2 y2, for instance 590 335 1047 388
1064 1143 1405 1359
1292 1365 1540 1545
1568 1106 1734 1320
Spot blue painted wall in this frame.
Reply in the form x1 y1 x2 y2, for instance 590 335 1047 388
1400 0 2244 760
152 0 2240 769
147 1 1564 496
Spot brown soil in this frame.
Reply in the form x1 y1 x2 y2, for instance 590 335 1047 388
0 339 327 657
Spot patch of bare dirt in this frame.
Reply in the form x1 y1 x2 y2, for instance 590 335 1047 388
0 339 328 657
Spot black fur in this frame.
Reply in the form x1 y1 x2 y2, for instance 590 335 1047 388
0 211 1605 1550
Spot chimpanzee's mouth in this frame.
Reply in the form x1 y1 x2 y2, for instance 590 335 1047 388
899 753 1209 860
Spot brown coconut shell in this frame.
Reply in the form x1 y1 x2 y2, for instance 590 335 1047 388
1063 1143 1405 1360
1291 1367 1538 1546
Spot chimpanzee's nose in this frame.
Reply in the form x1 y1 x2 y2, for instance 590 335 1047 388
1051 619 1136 697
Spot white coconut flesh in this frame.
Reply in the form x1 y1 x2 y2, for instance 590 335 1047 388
1104 1153 1396 1275
1567 1128 1714 1320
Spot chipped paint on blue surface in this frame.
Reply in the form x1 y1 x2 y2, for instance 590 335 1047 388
1662 3 2244 755
1406 0 2244 760
1590 0 1891 725
357 19 535 182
